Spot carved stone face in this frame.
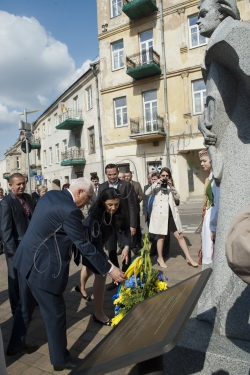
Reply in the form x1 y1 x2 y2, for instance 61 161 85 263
197 0 222 38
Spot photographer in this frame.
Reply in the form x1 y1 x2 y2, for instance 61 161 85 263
145 167 198 268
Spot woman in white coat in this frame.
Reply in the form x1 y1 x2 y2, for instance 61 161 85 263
145 167 198 268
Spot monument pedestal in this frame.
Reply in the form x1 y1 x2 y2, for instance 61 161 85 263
163 319 250 375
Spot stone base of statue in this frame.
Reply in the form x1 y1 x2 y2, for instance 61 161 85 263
163 317 250 375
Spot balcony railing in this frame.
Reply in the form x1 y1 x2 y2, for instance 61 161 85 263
56 109 84 130
29 136 41 149
126 49 161 80
60 147 86 166
129 115 165 139
122 0 158 20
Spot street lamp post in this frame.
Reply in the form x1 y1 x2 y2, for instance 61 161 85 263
19 108 43 195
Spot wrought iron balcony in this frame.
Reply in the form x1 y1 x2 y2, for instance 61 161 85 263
122 0 158 20
60 147 86 166
129 115 165 140
3 172 10 180
30 136 41 149
126 49 161 80
56 109 84 130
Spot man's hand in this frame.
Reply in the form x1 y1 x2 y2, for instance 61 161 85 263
121 246 129 265
198 108 217 146
130 227 136 236
109 267 126 284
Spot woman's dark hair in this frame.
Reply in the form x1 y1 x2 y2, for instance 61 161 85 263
89 188 124 229
160 167 175 187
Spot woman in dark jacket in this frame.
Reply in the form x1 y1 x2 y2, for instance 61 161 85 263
75 188 130 325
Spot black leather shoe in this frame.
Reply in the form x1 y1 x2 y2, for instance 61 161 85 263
75 285 91 301
106 282 118 291
93 315 111 326
7 343 39 356
54 358 80 371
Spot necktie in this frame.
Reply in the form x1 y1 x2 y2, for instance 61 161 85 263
17 197 31 218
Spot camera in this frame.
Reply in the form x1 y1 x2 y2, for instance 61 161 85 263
161 179 169 190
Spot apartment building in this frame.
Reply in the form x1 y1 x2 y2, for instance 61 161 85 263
97 0 249 201
32 63 104 190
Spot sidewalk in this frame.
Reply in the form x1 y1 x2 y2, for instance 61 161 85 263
0 231 201 375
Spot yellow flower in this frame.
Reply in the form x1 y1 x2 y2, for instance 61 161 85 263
113 295 124 305
155 280 167 291
125 288 131 295
111 312 125 326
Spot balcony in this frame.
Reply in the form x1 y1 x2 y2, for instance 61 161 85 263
60 147 86 167
30 136 41 149
126 49 161 80
3 173 10 180
129 115 165 140
122 0 158 20
56 109 84 130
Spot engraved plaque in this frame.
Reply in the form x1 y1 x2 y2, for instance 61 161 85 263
70 269 212 375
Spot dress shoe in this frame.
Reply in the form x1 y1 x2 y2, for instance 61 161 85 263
54 358 80 371
75 285 92 301
106 282 118 291
93 314 111 326
6 343 39 356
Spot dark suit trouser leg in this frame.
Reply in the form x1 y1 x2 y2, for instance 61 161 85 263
5 255 19 315
27 281 70 366
7 272 36 351
136 212 142 245
106 232 119 268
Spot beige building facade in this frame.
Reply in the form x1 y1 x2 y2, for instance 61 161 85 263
97 0 249 201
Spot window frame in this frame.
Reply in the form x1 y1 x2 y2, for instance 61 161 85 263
110 0 122 18
43 150 47 168
86 86 93 111
114 97 128 128
192 79 207 115
55 143 60 164
111 40 124 71
188 15 207 49
49 147 53 165
16 156 20 169
88 126 96 154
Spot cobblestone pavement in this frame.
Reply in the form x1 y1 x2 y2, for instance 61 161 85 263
0 213 202 375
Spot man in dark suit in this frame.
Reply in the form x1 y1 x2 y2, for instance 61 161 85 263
6 178 125 371
0 173 33 315
89 175 100 207
98 164 137 290
125 171 143 252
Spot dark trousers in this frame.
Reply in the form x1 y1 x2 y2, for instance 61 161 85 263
106 232 131 272
135 212 142 246
7 273 70 366
5 254 19 315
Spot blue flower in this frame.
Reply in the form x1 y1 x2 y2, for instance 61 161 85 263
158 272 165 282
112 293 119 301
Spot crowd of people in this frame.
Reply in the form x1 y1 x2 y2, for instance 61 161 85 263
0 155 219 372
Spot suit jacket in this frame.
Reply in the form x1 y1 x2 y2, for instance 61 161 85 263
131 180 143 213
89 184 100 207
143 183 151 218
0 192 33 258
98 180 137 228
13 190 110 295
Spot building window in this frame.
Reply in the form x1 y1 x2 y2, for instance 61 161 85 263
65 176 69 184
55 144 60 163
42 123 46 138
139 30 153 63
112 41 124 71
48 119 51 135
16 156 20 169
63 139 67 152
114 97 127 127
117 163 130 173
73 96 79 113
192 80 206 114
43 150 47 167
44 179 47 187
49 147 53 165
189 15 207 48
111 0 122 18
75 133 81 148
86 86 93 110
88 126 95 154
143 90 158 132
54 113 58 131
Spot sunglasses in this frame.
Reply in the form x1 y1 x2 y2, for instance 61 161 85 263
161 174 169 177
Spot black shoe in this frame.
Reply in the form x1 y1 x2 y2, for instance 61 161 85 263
117 247 123 255
93 314 111 326
54 358 80 371
75 285 91 301
106 282 118 291
7 343 39 356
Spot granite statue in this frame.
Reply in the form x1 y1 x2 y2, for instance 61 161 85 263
196 0 250 341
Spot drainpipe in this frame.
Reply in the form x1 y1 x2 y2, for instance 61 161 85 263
90 62 105 183
160 0 171 169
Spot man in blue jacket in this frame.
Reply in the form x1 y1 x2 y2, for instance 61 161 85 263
6 178 125 371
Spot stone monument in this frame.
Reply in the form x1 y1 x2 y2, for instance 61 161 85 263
196 0 250 341
162 1 250 374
